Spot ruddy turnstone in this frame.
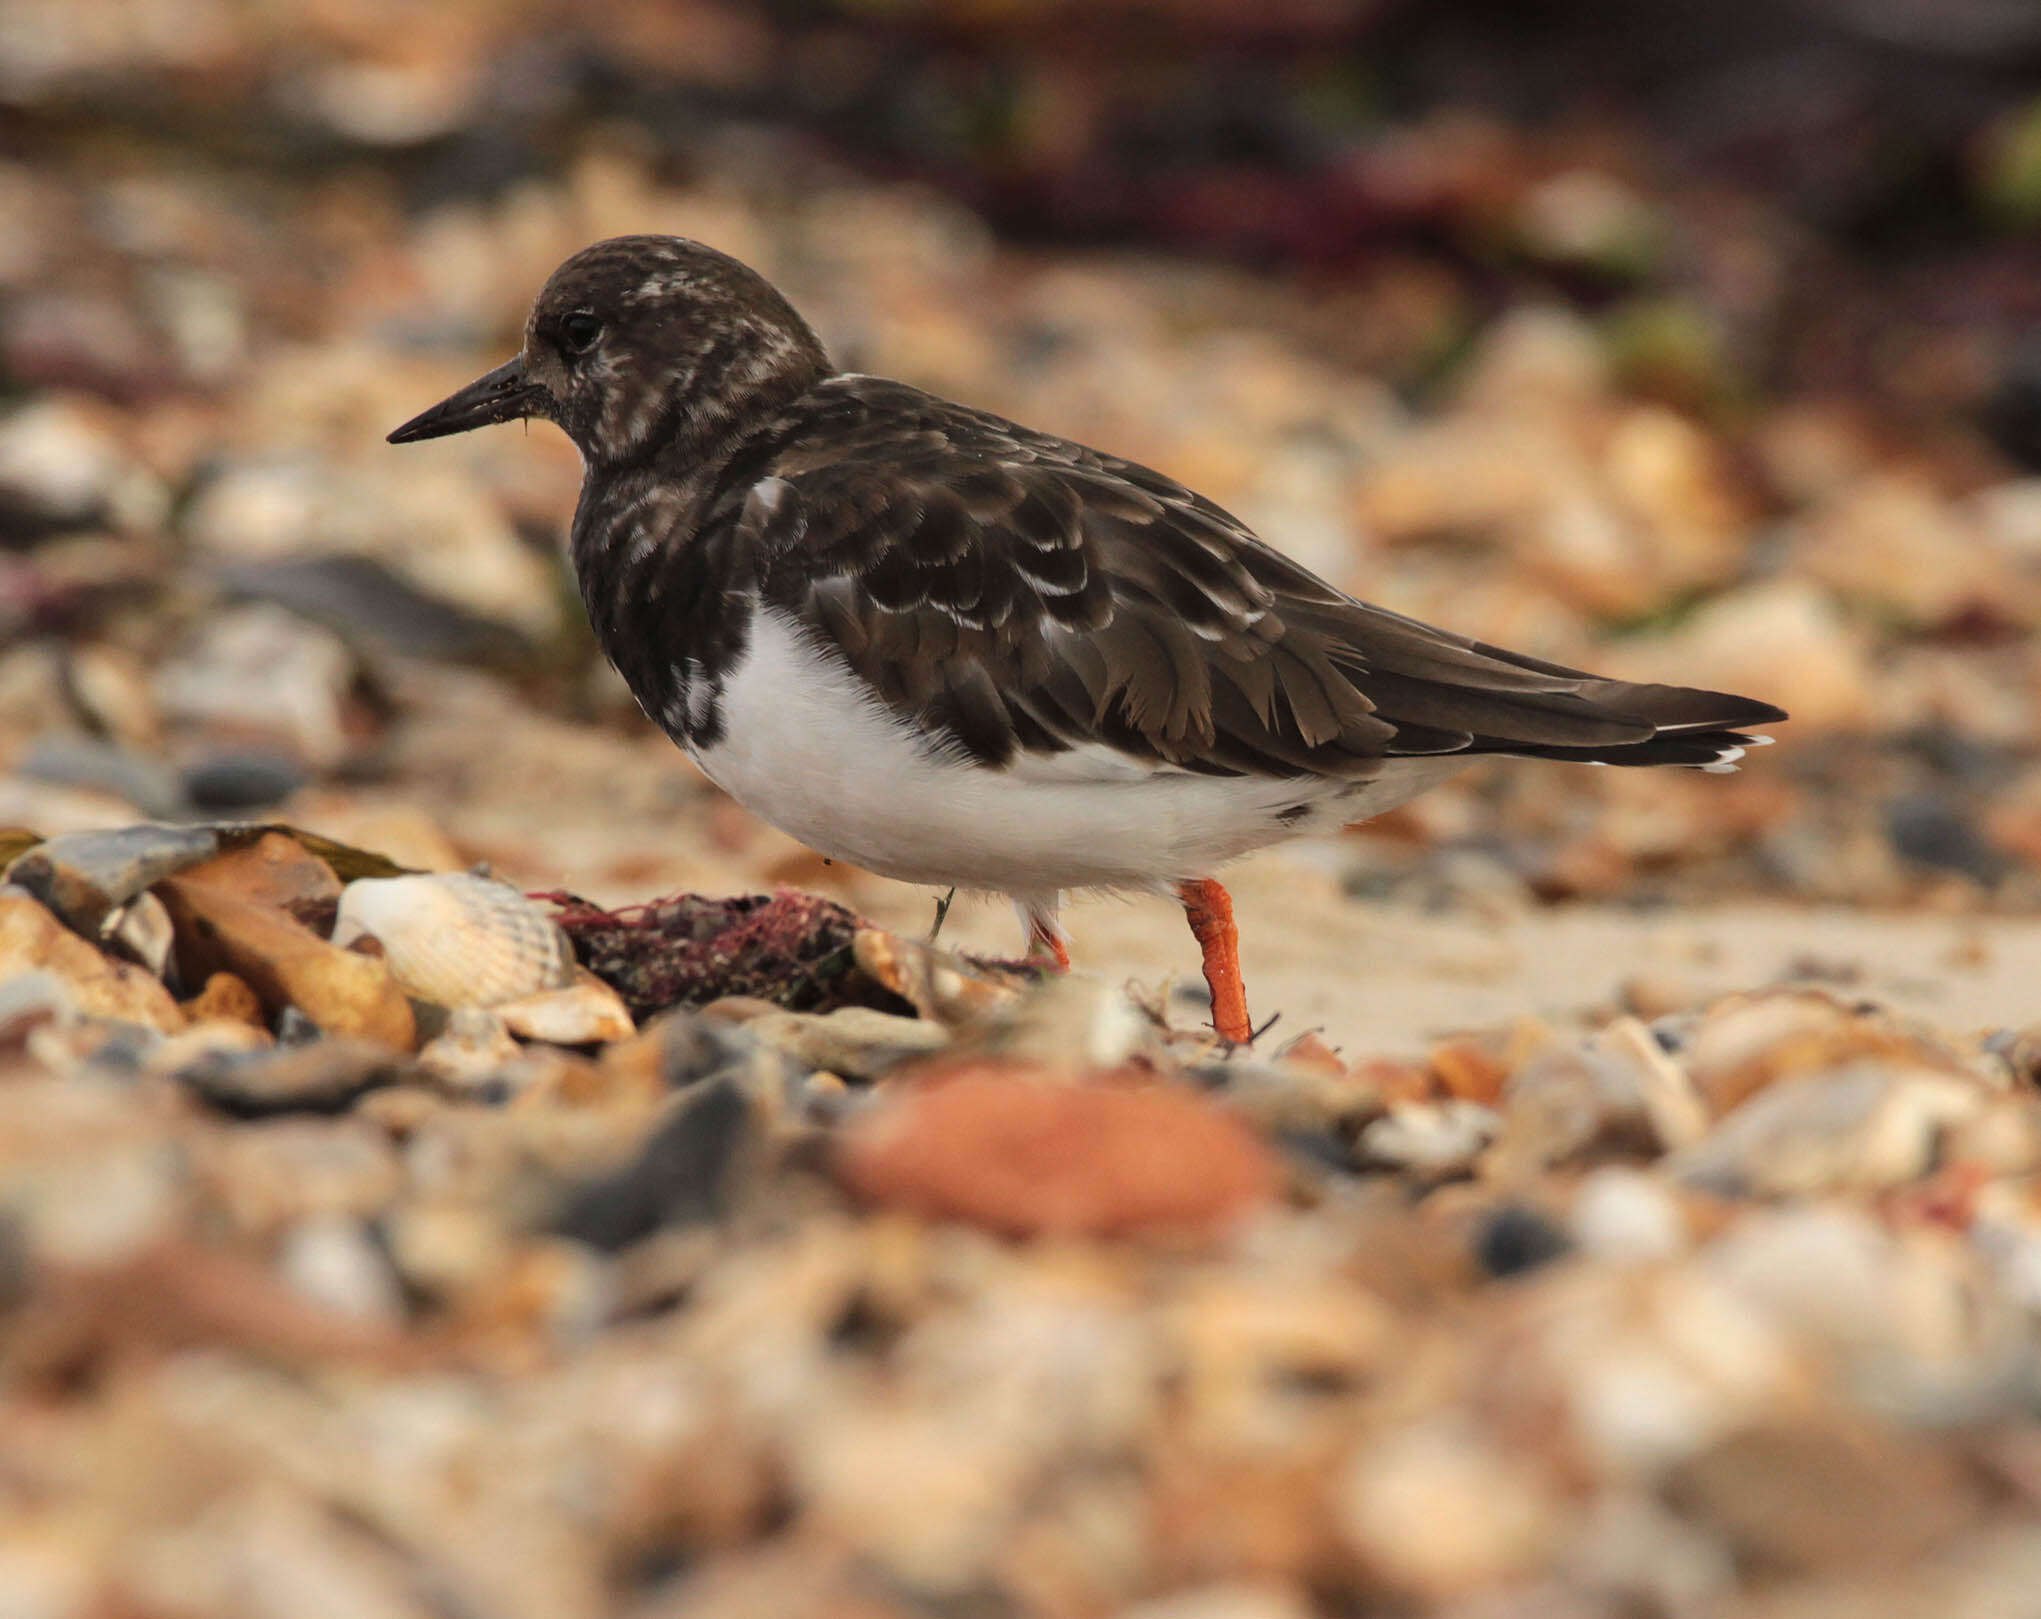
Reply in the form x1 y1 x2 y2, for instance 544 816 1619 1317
390 235 1785 1043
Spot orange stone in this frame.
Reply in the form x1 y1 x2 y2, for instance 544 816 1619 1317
1427 1039 1508 1105
836 1070 1280 1239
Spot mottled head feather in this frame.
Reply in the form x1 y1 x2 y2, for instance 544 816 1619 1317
521 235 831 466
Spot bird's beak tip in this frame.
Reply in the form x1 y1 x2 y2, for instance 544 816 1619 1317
386 355 545 445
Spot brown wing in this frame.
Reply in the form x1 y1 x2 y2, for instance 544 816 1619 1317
733 377 1782 778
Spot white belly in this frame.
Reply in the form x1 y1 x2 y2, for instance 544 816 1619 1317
688 607 1461 899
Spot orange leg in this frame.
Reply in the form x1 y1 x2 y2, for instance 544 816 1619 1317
1022 902 1071 971
1177 878 1252 1043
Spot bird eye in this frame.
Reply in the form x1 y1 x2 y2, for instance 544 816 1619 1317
559 312 602 354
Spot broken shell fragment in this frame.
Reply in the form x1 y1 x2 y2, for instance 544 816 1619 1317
332 872 577 1008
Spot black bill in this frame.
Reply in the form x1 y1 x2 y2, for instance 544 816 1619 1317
387 356 547 444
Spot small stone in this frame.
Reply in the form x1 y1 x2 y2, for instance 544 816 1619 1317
1570 1167 1688 1262
0 969 73 1043
1673 1065 1985 1198
1601 580 1872 733
416 1006 523 1095
1666 1420 1983 1573
186 456 561 640
1427 1038 1507 1105
1473 1203 1574 1278
106 889 174 978
496 971 636 1045
159 872 416 1049
837 1069 1279 1238
0 395 165 534
14 735 183 820
1619 973 1702 1020
1119 1584 1314 1619
176 749 307 815
172 830 341 915
1514 168 1663 277
153 603 366 770
1335 1420 1557 1597
1272 1032 1343 1076
278 1214 406 1326
1592 1015 1709 1151
175 1038 409 1118
1678 989 1887 1115
853 927 1025 1023
144 1018 272 1076
0 887 183 1032
384 1202 513 1302
550 1079 757 1250
194 1116 404 1250
742 1004 949 1082
983 973 1155 1072
1798 472 2023 632
5 821 220 936
1356 1100 1500 1178
23 1016 161 1078
181 970 266 1028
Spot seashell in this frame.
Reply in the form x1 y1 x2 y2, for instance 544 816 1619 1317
332 873 576 1008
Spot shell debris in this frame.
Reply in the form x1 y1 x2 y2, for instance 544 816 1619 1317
332 872 577 1009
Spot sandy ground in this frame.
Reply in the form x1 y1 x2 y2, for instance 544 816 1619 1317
792 866 2036 1055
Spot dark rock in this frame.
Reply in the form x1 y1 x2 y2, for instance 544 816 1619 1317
4 822 221 935
550 1080 755 1250
1983 328 2041 472
1885 793 2008 885
177 1039 410 1118
179 751 308 814
211 554 534 666
17 736 183 819
1473 1203 1575 1278
273 1007 324 1046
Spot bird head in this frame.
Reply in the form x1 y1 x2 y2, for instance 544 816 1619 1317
387 234 831 466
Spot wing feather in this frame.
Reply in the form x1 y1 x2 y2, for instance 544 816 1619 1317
723 377 1783 778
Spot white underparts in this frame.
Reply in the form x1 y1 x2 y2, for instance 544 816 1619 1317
687 604 1463 899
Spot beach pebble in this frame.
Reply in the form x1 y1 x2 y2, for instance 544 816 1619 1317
839 1069 1280 1238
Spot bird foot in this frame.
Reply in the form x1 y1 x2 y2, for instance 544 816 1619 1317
1177 878 1253 1044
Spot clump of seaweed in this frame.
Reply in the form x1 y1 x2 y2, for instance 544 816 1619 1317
538 888 916 1022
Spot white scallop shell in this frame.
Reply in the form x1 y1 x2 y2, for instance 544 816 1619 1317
332 873 576 1008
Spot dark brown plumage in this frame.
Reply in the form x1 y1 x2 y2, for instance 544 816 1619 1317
389 234 1786 1042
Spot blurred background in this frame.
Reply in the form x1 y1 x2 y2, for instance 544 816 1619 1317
5 0 2041 918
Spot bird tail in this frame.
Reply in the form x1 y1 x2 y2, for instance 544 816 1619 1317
1492 680 1785 771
